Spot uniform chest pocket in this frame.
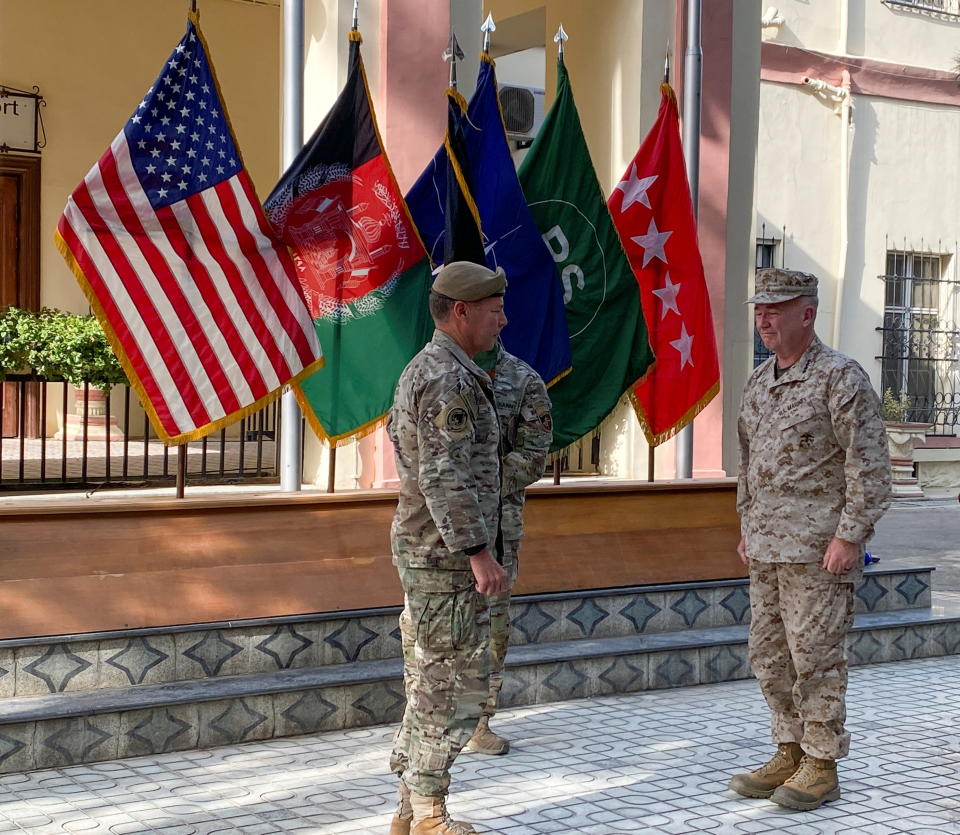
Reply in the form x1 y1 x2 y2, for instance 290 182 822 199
779 405 833 448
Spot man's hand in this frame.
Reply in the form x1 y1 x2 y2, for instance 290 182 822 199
822 536 860 575
737 536 748 566
470 548 508 595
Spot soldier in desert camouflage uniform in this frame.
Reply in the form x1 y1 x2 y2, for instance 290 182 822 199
463 341 552 756
387 261 508 835
729 268 891 811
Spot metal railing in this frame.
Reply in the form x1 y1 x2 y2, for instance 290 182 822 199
0 375 282 491
882 0 960 17
904 392 960 435
876 264 960 436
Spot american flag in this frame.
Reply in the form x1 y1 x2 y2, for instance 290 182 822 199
56 18 323 445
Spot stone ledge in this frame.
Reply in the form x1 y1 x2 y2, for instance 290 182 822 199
1 594 956 727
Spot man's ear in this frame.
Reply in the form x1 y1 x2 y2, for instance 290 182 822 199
452 299 469 320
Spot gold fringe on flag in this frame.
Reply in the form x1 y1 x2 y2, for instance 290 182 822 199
629 379 720 448
54 230 326 446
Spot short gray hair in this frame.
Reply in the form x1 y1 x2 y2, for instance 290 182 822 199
429 290 455 323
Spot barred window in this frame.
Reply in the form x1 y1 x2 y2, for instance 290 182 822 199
752 237 779 367
877 250 960 435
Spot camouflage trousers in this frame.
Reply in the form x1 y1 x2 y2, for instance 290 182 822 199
389 565 491 797
482 540 519 720
748 560 860 760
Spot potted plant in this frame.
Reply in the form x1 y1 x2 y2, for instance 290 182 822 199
0 307 128 438
880 388 930 498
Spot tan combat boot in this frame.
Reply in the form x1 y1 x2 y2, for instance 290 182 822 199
409 791 480 834
463 716 510 755
388 780 413 834
771 754 840 810
728 742 803 798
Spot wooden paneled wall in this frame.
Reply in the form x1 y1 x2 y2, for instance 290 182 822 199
0 479 743 639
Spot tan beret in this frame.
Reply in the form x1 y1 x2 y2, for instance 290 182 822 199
747 267 818 304
432 261 507 301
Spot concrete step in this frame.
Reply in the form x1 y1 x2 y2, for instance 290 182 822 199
0 568 934 703
0 592 956 775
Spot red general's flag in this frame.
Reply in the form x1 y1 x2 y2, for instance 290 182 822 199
608 83 719 446
56 14 323 445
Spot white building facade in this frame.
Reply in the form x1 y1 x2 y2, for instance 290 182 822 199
755 0 960 488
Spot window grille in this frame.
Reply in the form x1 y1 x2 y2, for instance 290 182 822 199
752 237 779 367
882 0 960 19
876 249 960 435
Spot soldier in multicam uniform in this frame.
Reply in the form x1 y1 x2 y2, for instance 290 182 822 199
729 268 891 811
388 261 509 835
463 341 552 756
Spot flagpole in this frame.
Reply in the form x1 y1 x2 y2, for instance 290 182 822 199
181 0 198 499
647 45 672 486
323 0 360 495
675 0 701 480
280 0 305 492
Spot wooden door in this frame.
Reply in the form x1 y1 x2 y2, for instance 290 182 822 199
0 156 40 439
1 174 18 437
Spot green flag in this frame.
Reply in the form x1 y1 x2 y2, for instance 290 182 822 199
518 59 655 451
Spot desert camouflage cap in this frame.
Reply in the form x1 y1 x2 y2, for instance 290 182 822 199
747 267 819 304
432 261 507 301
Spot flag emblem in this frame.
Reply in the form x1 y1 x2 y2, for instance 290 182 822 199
266 156 417 320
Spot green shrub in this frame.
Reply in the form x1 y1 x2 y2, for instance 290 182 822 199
880 387 910 423
0 307 128 389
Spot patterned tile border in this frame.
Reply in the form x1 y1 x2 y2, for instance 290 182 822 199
0 616 955 774
0 570 940 699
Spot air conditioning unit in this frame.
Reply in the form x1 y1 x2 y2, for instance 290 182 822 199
497 84 545 143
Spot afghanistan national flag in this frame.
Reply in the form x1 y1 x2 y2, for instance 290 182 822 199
406 55 572 386
610 84 719 446
264 32 433 445
517 58 655 451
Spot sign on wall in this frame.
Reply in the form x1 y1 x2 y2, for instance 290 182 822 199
0 86 44 154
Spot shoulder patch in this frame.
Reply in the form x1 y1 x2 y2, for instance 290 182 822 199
433 391 474 440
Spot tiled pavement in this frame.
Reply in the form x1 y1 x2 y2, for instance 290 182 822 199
0 657 956 834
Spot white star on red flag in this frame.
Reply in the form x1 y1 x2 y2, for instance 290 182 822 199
614 164 658 211
631 218 672 268
670 323 695 369
652 273 681 319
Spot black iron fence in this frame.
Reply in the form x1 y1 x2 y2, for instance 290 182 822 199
876 266 960 436
0 375 281 491
902 392 960 435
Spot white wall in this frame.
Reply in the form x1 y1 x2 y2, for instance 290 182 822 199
755 81 842 342
761 0 959 69
845 96 960 381
756 77 960 391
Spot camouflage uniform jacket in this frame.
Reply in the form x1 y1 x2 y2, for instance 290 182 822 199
388 329 502 572
737 337 891 563
487 344 553 541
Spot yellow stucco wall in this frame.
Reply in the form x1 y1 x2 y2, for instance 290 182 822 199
0 0 282 313
487 0 674 193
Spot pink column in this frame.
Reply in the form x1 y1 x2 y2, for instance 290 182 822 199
370 0 449 487
673 1 732 479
